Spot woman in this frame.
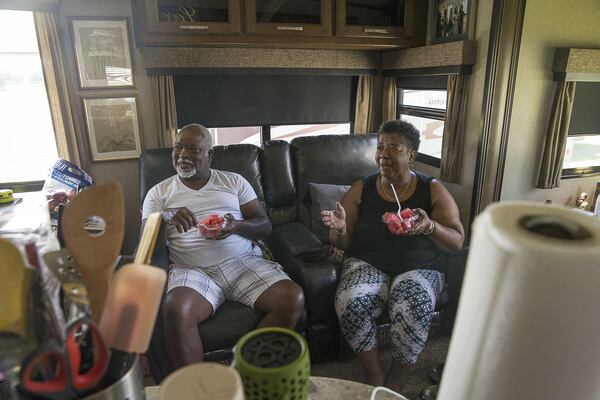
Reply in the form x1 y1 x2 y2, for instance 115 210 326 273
321 120 464 392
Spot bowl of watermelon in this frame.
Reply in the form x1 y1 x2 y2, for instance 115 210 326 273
198 214 227 238
382 208 418 235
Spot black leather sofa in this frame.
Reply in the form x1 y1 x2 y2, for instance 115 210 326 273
140 134 468 383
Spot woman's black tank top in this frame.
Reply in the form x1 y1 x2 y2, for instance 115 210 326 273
347 171 444 276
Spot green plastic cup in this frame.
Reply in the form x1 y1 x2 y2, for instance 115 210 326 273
233 327 310 400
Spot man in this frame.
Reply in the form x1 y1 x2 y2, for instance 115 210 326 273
141 123 304 367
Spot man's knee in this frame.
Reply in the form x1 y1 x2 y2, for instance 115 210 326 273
278 280 304 314
163 287 212 327
260 280 304 316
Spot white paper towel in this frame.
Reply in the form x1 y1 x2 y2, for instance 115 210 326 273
437 201 600 400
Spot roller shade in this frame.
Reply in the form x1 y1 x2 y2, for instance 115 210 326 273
568 82 600 135
174 74 355 127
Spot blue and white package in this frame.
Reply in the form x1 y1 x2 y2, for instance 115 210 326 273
42 159 94 194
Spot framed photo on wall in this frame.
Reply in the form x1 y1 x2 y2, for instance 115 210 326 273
431 0 471 44
83 96 142 161
71 17 134 88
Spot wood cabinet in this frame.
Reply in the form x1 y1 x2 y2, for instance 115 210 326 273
133 0 427 49
336 0 417 39
244 0 332 37
141 0 241 34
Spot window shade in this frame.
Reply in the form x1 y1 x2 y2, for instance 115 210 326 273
174 75 355 128
568 82 600 135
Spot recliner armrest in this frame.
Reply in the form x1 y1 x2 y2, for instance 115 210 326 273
270 223 324 262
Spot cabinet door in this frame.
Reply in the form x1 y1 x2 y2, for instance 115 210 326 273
144 0 241 34
336 0 415 38
245 0 332 36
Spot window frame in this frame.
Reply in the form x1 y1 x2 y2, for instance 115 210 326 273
395 79 448 168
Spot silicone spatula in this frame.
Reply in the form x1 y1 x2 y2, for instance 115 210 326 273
0 239 33 338
99 263 166 382
61 183 124 323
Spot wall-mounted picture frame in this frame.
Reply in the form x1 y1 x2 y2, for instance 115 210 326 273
83 96 142 161
71 17 134 88
431 0 471 44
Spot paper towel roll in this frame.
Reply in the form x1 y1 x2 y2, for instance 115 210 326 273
437 201 600 400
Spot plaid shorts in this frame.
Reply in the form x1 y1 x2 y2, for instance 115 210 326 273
167 253 290 312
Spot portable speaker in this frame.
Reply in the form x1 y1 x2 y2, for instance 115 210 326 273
233 327 310 400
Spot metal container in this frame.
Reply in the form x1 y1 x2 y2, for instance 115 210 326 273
83 355 145 400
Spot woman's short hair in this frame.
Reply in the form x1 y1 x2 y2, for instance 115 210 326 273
378 120 420 152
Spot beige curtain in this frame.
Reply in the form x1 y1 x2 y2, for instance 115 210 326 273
536 81 576 189
381 76 397 124
440 74 468 183
354 75 374 134
34 12 80 164
152 75 178 148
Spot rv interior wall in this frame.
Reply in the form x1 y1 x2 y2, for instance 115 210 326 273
19 0 536 253
501 0 600 205
55 0 159 254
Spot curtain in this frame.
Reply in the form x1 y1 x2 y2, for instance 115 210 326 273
440 74 468 183
536 81 577 189
34 12 80 164
354 75 374 134
381 76 397 124
152 75 178 148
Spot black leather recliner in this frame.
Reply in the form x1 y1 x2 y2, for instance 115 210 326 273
141 135 380 382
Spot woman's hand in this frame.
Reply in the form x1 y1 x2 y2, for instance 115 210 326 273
162 207 197 233
321 202 347 234
404 208 434 236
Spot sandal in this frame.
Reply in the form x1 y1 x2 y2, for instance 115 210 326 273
419 384 439 400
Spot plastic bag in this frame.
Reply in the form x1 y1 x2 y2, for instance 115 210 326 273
42 159 94 196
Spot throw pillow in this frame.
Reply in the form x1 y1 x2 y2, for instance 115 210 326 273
308 182 350 243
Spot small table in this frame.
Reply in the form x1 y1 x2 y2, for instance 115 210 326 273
145 376 408 400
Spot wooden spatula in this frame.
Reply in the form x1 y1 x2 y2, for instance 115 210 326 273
134 212 162 265
0 239 33 338
61 183 124 323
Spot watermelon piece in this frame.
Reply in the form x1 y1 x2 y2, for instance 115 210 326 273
382 212 404 234
199 214 226 238
382 209 417 234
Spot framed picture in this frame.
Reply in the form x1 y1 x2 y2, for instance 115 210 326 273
83 96 142 161
71 18 134 88
431 0 471 44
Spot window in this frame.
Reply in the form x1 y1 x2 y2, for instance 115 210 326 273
270 123 351 142
203 123 351 146
207 126 262 146
0 10 58 185
562 82 600 177
396 76 448 167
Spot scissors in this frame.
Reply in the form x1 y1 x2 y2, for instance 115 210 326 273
20 318 108 400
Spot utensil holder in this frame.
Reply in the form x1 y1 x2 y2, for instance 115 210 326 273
83 355 145 400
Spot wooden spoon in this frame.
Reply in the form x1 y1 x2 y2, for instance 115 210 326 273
133 212 162 265
61 183 124 323
0 239 33 338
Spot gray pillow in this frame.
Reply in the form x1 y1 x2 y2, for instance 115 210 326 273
308 182 350 243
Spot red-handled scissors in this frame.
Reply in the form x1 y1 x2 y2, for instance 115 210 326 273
20 318 108 400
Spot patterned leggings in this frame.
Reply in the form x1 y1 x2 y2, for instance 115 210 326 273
335 257 444 364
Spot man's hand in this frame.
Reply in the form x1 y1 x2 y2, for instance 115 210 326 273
214 213 237 240
162 207 197 233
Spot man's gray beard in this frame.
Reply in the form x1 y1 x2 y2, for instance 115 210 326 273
176 163 196 178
